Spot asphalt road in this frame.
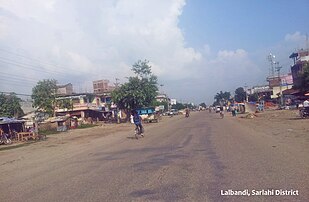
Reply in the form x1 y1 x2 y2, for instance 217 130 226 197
0 111 308 202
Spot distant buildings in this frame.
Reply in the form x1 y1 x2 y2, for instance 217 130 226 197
170 99 177 105
57 83 73 95
247 85 272 100
93 80 115 94
54 80 116 121
270 73 294 99
156 94 169 103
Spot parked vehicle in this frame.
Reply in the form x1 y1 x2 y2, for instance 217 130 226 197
136 107 160 123
170 109 179 115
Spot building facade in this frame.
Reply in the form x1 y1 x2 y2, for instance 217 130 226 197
57 83 73 95
290 49 309 87
55 93 114 121
93 80 115 94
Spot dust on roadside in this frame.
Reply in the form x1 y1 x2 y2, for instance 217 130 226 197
233 109 309 145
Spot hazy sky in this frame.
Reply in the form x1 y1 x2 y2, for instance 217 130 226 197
0 0 308 104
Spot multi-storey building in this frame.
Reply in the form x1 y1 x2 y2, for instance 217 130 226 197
55 93 114 121
93 80 116 94
290 49 309 87
57 83 73 95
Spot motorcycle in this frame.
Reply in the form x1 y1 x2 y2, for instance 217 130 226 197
299 108 309 118
0 133 12 145
185 112 190 118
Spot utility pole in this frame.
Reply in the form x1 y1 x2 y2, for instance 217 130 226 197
275 63 283 107
244 84 248 102
267 53 276 78
114 78 120 88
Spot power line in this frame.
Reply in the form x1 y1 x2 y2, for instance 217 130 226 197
0 48 118 79
0 57 66 76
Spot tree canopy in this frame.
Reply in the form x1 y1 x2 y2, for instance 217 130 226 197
0 93 24 118
234 87 246 102
111 60 158 111
199 103 207 108
31 79 57 116
214 91 231 106
172 102 186 110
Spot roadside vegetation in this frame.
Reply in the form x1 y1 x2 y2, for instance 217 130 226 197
111 59 159 117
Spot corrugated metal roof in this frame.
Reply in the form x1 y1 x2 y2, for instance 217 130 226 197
0 117 25 124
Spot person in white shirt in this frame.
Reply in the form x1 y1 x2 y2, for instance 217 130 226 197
304 99 309 108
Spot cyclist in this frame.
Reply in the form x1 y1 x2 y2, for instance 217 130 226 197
132 110 144 136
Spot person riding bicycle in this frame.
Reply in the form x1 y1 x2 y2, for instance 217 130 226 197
132 110 144 136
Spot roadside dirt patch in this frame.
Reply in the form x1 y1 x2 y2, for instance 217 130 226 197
0 123 134 151
234 109 309 145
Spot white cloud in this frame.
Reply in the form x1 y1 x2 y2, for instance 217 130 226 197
285 31 306 43
0 1 305 104
0 0 201 90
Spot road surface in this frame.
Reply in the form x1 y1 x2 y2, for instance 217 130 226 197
1 111 308 202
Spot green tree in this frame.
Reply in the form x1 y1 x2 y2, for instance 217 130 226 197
111 60 158 115
0 93 24 118
248 93 259 102
234 87 246 102
31 79 57 116
199 103 207 108
172 102 185 110
214 91 231 106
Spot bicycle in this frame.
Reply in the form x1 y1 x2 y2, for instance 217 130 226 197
134 126 144 139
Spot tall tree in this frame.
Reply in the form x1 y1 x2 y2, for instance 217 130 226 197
199 103 207 108
248 93 259 102
31 79 57 116
234 87 246 102
172 102 185 110
214 91 231 105
112 60 158 114
0 93 24 118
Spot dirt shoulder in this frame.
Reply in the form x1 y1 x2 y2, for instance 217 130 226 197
232 109 309 149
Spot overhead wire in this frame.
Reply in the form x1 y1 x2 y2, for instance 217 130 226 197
0 48 122 95
0 47 119 79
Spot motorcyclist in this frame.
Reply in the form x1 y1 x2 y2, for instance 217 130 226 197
185 107 190 117
132 110 144 136
219 106 224 117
